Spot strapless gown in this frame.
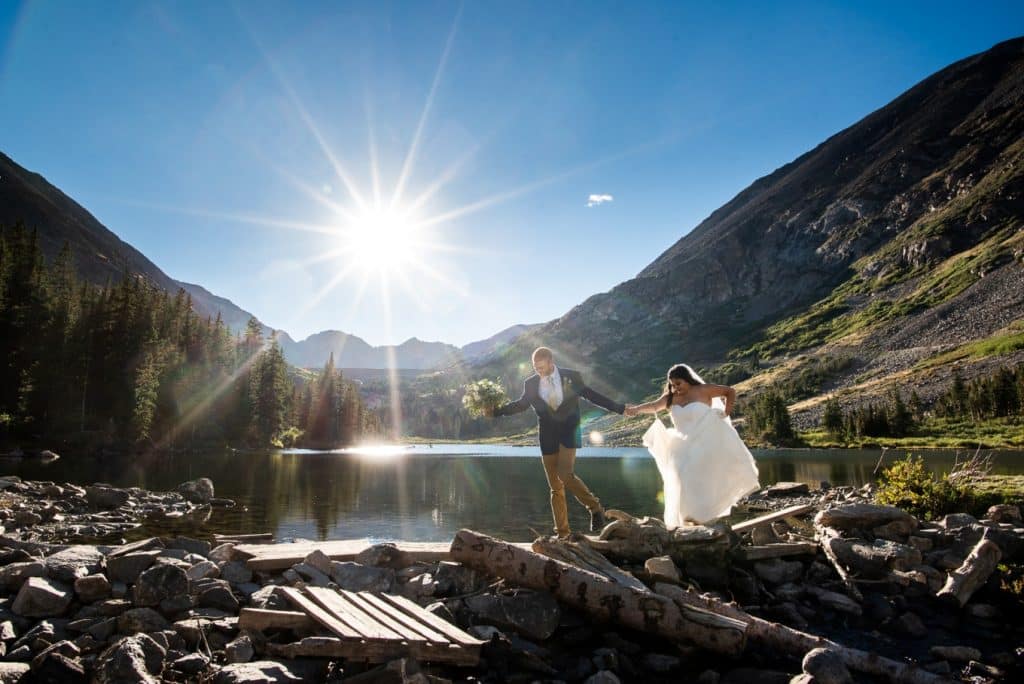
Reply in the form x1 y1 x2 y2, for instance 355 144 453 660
642 402 760 527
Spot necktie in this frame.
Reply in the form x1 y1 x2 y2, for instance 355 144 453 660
547 376 559 410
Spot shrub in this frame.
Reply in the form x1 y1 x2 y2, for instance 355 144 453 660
461 379 509 418
875 454 984 520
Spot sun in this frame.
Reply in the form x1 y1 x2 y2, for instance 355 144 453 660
338 207 421 273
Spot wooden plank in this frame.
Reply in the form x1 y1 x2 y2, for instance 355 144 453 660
732 504 816 534
238 608 316 632
278 586 364 640
240 539 534 571
354 592 450 643
337 590 432 644
736 542 819 561
267 636 480 666
379 593 485 648
304 587 405 641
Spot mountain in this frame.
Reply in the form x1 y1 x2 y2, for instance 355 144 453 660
458 324 541 361
278 331 458 370
467 37 1024 426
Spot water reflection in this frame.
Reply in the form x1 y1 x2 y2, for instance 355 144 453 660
1 446 1021 543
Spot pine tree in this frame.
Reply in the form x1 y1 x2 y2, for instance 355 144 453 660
822 396 844 436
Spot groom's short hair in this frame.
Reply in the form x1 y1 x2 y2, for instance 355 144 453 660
532 347 553 363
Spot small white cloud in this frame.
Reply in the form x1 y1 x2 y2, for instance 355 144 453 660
587 193 613 208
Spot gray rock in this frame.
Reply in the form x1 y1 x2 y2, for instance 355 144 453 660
74 574 111 603
85 486 130 510
330 562 394 592
827 538 921 579
220 561 253 585
802 648 852 684
0 663 30 682
765 482 809 497
433 561 481 595
12 577 72 617
172 652 210 675
165 537 211 557
986 504 1021 524
585 672 621 684
753 558 804 585
117 608 170 634
107 552 160 584
464 591 560 641
225 634 254 663
805 587 862 616
43 546 105 583
354 544 414 569
186 561 220 581
133 564 188 608
644 556 681 584
213 660 306 683
209 544 236 564
159 594 193 614
0 620 16 641
13 511 41 527
193 579 239 612
815 504 917 532
929 645 982 662
291 562 331 587
94 634 165 684
303 550 333 575
30 640 84 683
87 617 118 642
247 586 288 611
722 668 791 684
938 513 978 530
176 478 214 504
0 561 48 592
640 653 681 673
895 611 928 638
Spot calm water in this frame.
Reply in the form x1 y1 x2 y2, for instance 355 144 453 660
2 445 1023 543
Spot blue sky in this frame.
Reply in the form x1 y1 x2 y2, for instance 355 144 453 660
1 1 1022 347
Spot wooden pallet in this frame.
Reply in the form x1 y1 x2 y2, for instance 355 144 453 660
258 586 485 666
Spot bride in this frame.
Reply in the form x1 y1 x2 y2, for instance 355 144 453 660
625 364 760 527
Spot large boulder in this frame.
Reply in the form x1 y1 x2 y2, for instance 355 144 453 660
463 591 560 641
74 574 112 603
94 634 166 684
133 564 188 608
826 538 922 579
176 478 215 504
107 552 160 584
86 486 131 510
192 578 239 612
11 577 72 617
0 561 48 592
815 504 917 534
43 546 106 583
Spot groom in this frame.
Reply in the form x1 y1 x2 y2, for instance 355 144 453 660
490 347 626 537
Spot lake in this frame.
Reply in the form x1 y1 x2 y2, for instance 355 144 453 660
3 445 1023 543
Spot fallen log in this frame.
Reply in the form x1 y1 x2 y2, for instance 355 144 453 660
653 583 952 684
531 536 648 592
450 529 747 654
814 522 864 602
936 536 1002 607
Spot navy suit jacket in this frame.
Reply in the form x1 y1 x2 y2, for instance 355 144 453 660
494 368 624 455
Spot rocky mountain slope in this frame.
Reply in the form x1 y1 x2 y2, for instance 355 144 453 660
465 37 1024 433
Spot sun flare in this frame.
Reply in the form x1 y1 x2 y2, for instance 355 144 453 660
339 208 421 272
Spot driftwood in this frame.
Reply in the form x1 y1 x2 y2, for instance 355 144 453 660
936 536 1002 607
238 608 316 632
732 504 817 534
531 536 648 592
653 583 953 684
814 522 864 602
450 529 747 654
736 542 819 561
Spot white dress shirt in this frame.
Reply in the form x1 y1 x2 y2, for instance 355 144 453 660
538 366 564 409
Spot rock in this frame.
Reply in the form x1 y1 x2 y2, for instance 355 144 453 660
938 513 978 530
801 648 852 684
213 660 307 683
397 572 437 601
43 546 106 583
873 520 916 540
929 645 981 662
225 634 254 663
907 535 933 552
107 552 160 584
894 611 928 638
0 561 48 592
0 663 29 682
354 544 414 569
585 672 621 684
13 511 41 527
94 634 165 684
464 591 560 641
12 577 72 617
805 587 862 616
117 608 171 634
30 640 85 683
303 550 333 575
765 482 809 497
193 579 239 612
827 538 921 579
965 603 999 619
815 504 917 532
133 564 188 608
172 652 209 675
644 556 681 584
219 561 253 585
722 668 791 684
176 478 214 504
641 653 681 673
209 544 236 564
753 558 804 585
187 561 220 581
986 504 1021 524
74 574 111 603
87 617 118 642
85 486 130 510
247 586 288 611
165 537 212 557
0 620 16 641
330 562 395 593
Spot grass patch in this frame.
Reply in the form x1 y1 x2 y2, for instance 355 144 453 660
917 320 1024 369
802 416 1024 450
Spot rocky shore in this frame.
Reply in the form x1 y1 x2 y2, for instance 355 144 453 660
0 476 1020 682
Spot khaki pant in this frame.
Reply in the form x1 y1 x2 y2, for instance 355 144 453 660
541 445 602 536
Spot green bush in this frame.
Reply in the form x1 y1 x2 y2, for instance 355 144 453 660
875 455 970 520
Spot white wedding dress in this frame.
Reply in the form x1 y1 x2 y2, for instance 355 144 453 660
642 401 761 527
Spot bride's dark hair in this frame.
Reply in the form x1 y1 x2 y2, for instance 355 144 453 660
664 363 704 409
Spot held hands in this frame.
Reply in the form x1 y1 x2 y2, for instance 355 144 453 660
623 405 640 417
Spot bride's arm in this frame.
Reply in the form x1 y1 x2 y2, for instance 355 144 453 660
702 384 737 416
625 393 669 416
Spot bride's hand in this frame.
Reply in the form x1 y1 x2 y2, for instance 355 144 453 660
624 406 639 417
